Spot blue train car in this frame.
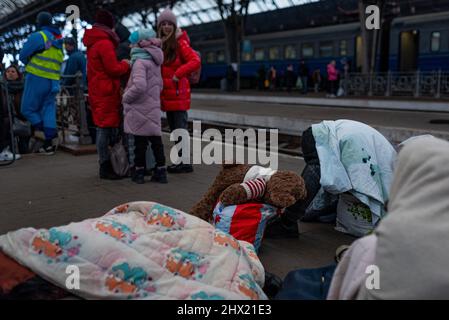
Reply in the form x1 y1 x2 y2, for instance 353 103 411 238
390 11 449 72
194 10 449 88
197 22 359 88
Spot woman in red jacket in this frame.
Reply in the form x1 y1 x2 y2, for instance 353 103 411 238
82 9 130 179
157 9 201 174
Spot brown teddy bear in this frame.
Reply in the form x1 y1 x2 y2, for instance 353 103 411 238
190 164 307 222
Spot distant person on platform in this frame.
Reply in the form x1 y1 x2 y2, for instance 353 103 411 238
326 60 338 98
312 69 322 93
61 37 87 89
285 64 295 93
298 60 309 94
19 11 64 155
82 9 130 180
226 64 237 92
257 65 266 90
268 66 277 91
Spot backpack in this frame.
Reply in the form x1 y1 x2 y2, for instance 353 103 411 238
187 50 202 85
275 264 337 300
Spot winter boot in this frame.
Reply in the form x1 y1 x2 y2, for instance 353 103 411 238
150 167 168 184
132 168 145 184
264 215 299 239
100 161 121 180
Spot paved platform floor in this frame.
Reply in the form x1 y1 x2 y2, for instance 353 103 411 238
194 88 449 102
0 139 354 279
191 98 449 133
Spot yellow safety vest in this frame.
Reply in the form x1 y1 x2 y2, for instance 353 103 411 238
25 31 64 81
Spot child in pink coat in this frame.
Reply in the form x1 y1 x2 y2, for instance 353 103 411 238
123 28 167 184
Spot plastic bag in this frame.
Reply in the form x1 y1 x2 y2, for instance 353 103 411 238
110 140 130 177
337 87 345 97
296 77 303 90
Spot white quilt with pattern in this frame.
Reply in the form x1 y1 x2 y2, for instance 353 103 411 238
0 202 267 300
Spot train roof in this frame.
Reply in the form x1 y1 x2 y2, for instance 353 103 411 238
392 10 449 26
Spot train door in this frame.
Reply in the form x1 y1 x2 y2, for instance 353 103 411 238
399 30 419 71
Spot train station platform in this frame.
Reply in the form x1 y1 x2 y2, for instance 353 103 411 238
0 136 354 280
193 89 449 112
190 91 449 143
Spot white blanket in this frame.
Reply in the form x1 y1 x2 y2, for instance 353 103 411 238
312 120 396 225
0 202 267 300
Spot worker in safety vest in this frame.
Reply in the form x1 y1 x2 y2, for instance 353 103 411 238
19 11 63 155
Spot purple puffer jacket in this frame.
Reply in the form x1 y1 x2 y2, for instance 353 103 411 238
123 39 164 137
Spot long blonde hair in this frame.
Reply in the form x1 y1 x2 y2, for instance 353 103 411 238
158 24 177 63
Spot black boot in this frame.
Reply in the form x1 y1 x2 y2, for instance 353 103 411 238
150 167 168 184
100 161 121 180
145 166 156 176
132 168 145 184
128 166 135 178
264 214 299 239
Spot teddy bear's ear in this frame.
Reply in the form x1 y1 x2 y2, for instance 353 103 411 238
269 193 296 208
219 183 248 206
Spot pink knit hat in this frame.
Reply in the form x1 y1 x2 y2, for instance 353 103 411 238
157 8 177 28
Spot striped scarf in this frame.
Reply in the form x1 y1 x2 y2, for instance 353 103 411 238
240 178 267 201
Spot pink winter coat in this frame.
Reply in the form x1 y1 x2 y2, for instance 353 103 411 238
123 39 164 137
327 63 338 81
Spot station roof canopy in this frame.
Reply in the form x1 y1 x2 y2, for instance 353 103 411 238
0 0 318 32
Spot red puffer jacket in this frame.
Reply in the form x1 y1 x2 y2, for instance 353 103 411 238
161 30 201 112
82 26 130 128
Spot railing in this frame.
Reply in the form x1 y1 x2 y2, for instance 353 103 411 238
57 72 92 145
0 79 17 166
343 70 449 99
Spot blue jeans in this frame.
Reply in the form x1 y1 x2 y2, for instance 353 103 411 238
96 127 118 165
166 111 189 160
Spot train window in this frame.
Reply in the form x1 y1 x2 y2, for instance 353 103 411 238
269 46 281 60
206 52 216 64
217 51 226 62
284 45 297 59
320 41 334 57
430 32 441 52
301 43 314 58
339 40 348 56
254 48 265 61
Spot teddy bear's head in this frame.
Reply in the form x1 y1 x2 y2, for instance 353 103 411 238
262 171 307 208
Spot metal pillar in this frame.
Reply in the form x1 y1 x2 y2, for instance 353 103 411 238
75 72 92 145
